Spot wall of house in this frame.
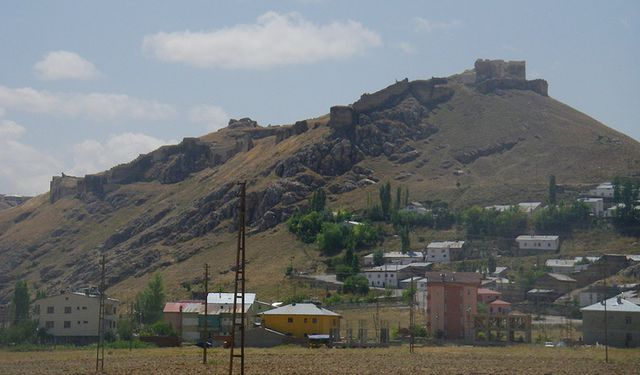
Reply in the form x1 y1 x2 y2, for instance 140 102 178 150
426 283 477 339
261 314 340 339
517 239 559 250
582 310 640 347
364 271 400 288
34 293 118 337
426 247 451 263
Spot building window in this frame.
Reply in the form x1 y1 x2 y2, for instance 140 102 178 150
47 306 54 314
626 316 632 325
45 321 54 329
64 321 71 328
304 318 308 323
312 318 317 324
34 305 40 314
77 321 81 324
287 317 293 323
64 306 72 314
83 321 88 324
82 306 87 310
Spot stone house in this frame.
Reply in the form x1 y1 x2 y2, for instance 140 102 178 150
515 235 560 252
425 241 466 263
534 273 577 295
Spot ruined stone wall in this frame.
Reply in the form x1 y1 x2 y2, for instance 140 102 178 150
475 59 526 82
49 176 81 203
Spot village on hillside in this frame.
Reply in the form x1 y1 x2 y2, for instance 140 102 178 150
3 177 638 355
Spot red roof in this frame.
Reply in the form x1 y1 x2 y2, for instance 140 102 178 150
477 288 501 296
489 299 512 306
163 300 204 313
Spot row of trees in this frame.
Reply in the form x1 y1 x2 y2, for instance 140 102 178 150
612 178 640 236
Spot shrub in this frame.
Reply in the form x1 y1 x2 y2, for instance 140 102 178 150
342 275 370 295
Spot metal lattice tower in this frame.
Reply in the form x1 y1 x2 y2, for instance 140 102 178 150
96 252 106 372
229 181 246 375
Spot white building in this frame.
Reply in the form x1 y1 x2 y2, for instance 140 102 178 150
578 197 604 216
425 241 465 263
33 290 118 340
545 257 598 274
518 202 543 214
362 264 414 288
587 182 614 199
515 235 560 251
362 251 425 266
401 202 429 214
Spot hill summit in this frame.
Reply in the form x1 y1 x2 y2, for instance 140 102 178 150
0 59 639 301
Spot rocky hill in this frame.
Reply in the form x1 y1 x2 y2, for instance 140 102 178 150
1 59 639 302
0 194 30 212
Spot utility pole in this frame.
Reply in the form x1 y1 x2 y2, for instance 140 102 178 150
229 181 247 375
203 263 209 364
602 261 609 364
96 252 106 372
409 277 415 353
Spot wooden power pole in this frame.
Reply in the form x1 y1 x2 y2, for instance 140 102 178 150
203 263 209 364
96 252 106 372
229 181 247 375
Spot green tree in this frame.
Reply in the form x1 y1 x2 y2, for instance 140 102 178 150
309 188 327 212
372 248 384 266
10 280 30 324
548 175 557 205
487 256 497 274
399 225 411 253
395 186 402 211
317 223 346 256
342 275 369 295
379 181 392 220
137 273 166 325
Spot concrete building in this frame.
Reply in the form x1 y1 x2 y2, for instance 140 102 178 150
205 292 257 335
489 299 512 315
534 273 577 295
424 271 481 340
587 182 614 199
578 197 605 216
33 290 118 342
162 300 204 342
477 288 502 305
545 257 598 274
425 241 466 263
515 235 560 251
518 202 543 214
259 303 341 339
362 264 412 288
581 296 640 347
362 251 425 266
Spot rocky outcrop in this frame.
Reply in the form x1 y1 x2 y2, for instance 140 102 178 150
0 194 31 211
50 175 82 203
453 138 523 164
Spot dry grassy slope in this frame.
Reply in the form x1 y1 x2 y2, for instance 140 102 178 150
0 79 639 303
332 84 640 209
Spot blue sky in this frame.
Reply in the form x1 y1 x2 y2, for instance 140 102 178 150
0 0 638 195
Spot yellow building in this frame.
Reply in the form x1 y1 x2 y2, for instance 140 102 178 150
259 303 341 339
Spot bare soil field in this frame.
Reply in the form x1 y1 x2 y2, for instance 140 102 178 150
1 345 639 375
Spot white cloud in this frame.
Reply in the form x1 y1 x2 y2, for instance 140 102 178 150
189 105 230 131
34 50 101 81
412 18 462 33
142 11 382 69
0 120 62 195
69 133 173 176
0 85 176 121
397 42 417 55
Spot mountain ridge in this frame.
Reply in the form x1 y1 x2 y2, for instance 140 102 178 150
0 59 639 302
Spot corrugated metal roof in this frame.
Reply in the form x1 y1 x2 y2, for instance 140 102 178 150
259 303 341 317
163 301 204 313
547 273 577 282
477 288 501 295
207 292 256 305
425 271 481 284
581 296 640 313
516 235 559 241
489 299 511 306
427 241 465 249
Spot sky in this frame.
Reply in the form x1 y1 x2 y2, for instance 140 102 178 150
0 0 638 196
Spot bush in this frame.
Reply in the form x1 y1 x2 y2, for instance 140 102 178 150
317 222 347 255
140 321 176 337
342 275 369 295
